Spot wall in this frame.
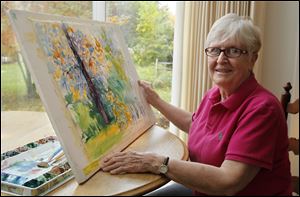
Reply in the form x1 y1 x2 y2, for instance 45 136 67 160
260 1 299 177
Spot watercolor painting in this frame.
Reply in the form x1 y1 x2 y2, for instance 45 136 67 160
8 10 156 183
33 21 148 160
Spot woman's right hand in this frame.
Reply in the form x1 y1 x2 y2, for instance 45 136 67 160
138 80 161 107
138 80 192 132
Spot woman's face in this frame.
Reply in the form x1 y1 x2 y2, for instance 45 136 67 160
207 39 256 92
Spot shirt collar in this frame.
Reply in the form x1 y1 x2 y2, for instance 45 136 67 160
209 74 258 111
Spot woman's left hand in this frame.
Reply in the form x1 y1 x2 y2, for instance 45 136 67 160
101 151 164 175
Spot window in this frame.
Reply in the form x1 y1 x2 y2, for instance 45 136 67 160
105 1 176 128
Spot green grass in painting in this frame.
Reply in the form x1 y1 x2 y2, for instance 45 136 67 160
90 131 123 160
85 124 123 160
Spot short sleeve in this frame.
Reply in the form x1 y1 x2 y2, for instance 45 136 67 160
225 103 281 170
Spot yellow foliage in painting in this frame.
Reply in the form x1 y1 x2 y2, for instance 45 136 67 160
83 89 87 99
112 100 132 129
53 49 61 59
53 68 62 80
96 53 105 64
106 61 113 70
125 110 133 123
99 124 119 142
94 38 105 65
52 39 60 48
105 91 132 128
67 26 74 33
84 124 121 160
86 43 92 50
51 23 60 29
95 38 104 54
70 86 80 102
88 58 98 75
52 48 65 65
106 91 115 103
60 57 65 64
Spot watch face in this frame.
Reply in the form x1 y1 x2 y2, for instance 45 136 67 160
159 165 168 174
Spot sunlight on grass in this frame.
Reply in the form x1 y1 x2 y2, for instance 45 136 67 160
1 62 44 111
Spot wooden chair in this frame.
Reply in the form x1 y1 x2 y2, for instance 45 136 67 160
281 82 299 195
281 82 292 119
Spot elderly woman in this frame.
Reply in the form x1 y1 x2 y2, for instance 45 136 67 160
101 13 292 195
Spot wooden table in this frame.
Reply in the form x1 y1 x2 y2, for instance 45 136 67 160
1 111 189 196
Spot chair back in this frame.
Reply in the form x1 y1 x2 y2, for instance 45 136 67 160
281 82 292 119
281 82 299 195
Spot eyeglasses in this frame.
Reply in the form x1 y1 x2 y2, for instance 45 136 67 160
205 47 248 58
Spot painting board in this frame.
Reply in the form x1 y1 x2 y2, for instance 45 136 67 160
8 9 156 184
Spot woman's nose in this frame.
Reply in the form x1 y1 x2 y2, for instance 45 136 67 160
217 52 228 64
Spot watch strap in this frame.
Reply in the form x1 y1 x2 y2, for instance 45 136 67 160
164 157 169 165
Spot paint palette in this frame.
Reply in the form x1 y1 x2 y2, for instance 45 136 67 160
1 136 74 196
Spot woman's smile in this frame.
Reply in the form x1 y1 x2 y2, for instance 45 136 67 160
215 67 233 74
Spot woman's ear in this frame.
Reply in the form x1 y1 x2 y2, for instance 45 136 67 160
251 53 258 64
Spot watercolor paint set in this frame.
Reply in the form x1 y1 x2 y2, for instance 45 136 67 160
1 136 74 196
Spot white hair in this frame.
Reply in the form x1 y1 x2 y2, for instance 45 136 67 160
205 13 262 54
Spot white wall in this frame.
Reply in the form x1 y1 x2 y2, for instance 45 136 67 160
260 1 299 177
261 1 299 98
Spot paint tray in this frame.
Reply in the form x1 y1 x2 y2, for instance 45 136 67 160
1 136 74 196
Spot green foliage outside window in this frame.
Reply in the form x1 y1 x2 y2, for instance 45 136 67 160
107 1 174 68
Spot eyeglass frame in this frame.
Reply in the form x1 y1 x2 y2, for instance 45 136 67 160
205 47 248 58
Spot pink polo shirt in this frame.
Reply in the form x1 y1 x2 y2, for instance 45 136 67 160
188 75 292 195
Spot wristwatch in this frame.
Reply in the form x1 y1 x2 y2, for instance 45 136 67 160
159 156 169 174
